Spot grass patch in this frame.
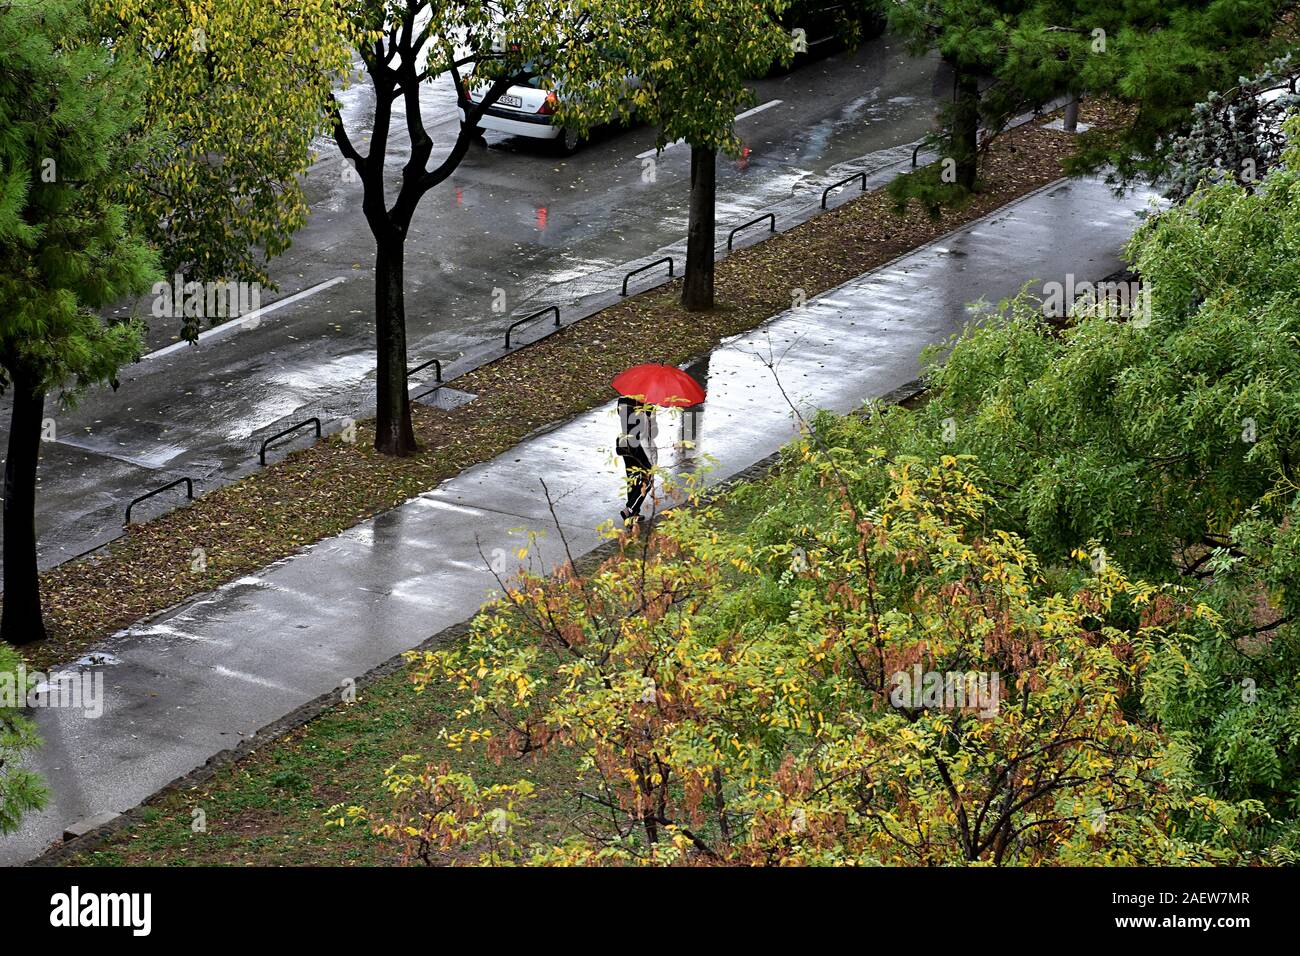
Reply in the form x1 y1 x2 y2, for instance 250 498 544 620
71 647 578 865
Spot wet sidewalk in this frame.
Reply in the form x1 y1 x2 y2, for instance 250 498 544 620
3 175 1157 864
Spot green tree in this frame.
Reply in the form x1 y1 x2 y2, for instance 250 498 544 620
0 644 46 833
573 0 791 310
887 0 1042 194
342 456 1256 864
892 122 1300 613
97 0 354 323
861 121 1300 851
0 0 157 645
1060 0 1296 186
886 0 1296 206
332 1 606 455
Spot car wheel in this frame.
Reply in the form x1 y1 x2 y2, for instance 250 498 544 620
556 127 583 155
863 11 887 40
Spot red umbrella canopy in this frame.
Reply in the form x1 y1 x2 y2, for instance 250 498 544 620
611 364 706 408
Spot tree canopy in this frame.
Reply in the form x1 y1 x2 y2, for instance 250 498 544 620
96 0 353 318
0 644 45 833
885 0 1298 203
557 0 791 153
0 0 155 397
1164 54 1300 201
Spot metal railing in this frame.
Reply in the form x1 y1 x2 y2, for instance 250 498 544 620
621 257 674 296
505 306 560 349
726 213 776 251
259 417 321 466
406 357 442 383
125 477 194 525
912 141 926 168
821 171 867 209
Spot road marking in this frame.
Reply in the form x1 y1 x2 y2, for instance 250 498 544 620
635 100 783 159
734 99 783 121
637 139 684 160
141 276 349 361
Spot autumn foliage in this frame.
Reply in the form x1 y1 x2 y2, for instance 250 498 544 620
340 447 1266 865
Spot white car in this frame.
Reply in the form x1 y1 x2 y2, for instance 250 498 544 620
459 77 570 149
459 71 638 153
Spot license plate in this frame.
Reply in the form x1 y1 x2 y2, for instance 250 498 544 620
497 94 522 108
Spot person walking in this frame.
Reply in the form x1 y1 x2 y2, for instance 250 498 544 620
616 395 657 525
610 363 704 527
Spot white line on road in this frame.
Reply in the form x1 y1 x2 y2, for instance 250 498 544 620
637 139 684 160
734 99 783 121
635 100 784 159
142 276 349 361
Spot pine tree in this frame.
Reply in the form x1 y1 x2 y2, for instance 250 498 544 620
0 0 157 645
0 643 45 832
885 0 1295 207
887 0 1045 197
1164 55 1300 201
1021 0 1295 185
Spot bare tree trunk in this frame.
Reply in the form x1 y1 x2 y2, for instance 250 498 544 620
713 767 731 845
1063 94 1080 133
332 20 528 459
682 144 717 312
953 70 980 191
373 238 417 456
2 371 48 645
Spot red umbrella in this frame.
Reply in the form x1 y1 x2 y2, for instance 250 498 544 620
611 364 706 408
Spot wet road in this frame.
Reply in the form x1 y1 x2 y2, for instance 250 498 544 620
1 176 1159 864
1 33 949 572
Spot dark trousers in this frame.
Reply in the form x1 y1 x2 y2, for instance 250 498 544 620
618 447 653 515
